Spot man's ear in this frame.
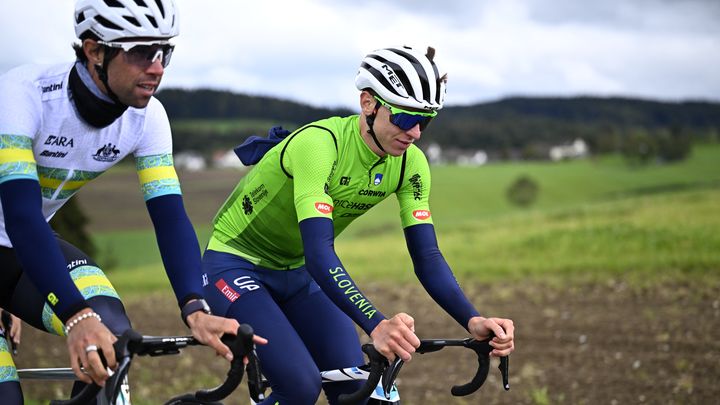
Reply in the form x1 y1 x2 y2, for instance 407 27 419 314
360 91 375 115
82 39 104 66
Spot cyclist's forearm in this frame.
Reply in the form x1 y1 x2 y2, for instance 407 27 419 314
404 224 480 329
0 180 88 322
299 217 385 334
146 194 204 307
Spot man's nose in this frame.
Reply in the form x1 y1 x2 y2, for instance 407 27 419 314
405 124 422 140
145 57 164 75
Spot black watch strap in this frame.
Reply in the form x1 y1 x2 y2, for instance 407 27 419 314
181 299 211 327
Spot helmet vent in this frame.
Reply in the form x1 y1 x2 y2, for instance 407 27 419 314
76 11 86 24
154 0 166 18
146 15 158 28
103 0 124 8
95 15 123 31
133 0 148 6
123 16 140 27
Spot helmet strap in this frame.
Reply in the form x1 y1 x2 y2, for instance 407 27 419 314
365 101 386 153
95 48 126 107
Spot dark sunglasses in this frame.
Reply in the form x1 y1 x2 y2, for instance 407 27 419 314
374 96 438 131
99 40 175 69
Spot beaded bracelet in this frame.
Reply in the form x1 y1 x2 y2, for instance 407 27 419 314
64 311 102 335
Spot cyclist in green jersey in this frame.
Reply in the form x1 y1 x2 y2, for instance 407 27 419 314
202 46 515 404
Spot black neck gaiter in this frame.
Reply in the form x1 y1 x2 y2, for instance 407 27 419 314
68 65 128 128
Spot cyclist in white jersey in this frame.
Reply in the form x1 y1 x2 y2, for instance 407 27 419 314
0 1 264 403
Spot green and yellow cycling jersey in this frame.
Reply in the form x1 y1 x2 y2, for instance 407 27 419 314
208 115 433 269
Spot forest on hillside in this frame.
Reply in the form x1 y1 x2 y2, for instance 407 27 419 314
156 89 720 159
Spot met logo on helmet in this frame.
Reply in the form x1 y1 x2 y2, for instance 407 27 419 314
412 210 431 220
381 64 404 90
315 202 334 215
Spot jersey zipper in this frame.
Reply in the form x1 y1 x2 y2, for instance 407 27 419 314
367 156 386 186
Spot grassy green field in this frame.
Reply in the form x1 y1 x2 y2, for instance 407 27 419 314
94 144 720 297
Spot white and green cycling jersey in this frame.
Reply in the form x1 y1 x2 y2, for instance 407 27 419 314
209 115 434 269
0 62 182 247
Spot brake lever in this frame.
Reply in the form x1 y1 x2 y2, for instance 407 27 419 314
104 329 143 403
382 357 404 399
246 349 266 403
450 338 510 396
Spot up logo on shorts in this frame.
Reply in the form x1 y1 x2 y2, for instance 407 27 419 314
315 202 333 215
215 276 260 303
412 210 431 220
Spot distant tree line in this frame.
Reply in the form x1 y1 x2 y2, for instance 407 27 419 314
157 89 720 162
426 97 718 160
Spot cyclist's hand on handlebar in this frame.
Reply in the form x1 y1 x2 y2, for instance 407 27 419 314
187 312 267 363
1 311 22 347
65 308 117 386
370 312 420 362
468 316 515 357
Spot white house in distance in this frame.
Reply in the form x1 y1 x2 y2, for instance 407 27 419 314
425 143 488 166
213 149 246 169
549 138 589 161
174 151 206 171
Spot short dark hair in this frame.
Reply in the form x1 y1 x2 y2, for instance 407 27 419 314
72 32 119 64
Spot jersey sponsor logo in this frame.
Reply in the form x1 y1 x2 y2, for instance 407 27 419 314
373 173 383 186
93 143 121 162
233 276 260 292
242 195 253 215
44 135 74 148
40 150 68 158
41 81 63 94
215 279 240 302
250 184 268 204
315 202 333 214
340 176 351 186
358 189 386 197
202 273 209 287
334 199 374 211
412 210 431 220
66 259 88 270
409 173 423 201
47 292 59 306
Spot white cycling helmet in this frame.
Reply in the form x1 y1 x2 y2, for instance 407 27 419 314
355 46 447 111
74 0 179 41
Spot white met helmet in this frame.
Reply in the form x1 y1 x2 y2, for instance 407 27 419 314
74 0 179 41
355 46 447 111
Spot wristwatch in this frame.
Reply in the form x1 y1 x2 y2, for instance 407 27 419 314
181 299 211 327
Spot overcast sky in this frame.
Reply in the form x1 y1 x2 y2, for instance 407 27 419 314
1 0 719 109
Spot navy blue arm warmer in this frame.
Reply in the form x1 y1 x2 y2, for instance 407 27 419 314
299 217 385 335
146 194 204 307
404 223 480 330
0 179 88 322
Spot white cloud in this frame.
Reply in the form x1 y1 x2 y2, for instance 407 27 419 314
1 0 718 108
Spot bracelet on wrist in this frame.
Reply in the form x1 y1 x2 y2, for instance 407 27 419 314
64 311 102 335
